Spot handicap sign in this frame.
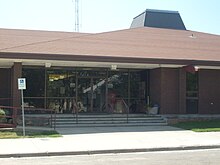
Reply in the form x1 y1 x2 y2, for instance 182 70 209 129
18 78 26 90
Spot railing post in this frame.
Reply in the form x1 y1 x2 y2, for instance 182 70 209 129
13 107 18 128
128 70 130 123
121 98 129 123
50 109 53 128
76 107 78 124
76 74 79 124
126 105 129 123
54 110 56 130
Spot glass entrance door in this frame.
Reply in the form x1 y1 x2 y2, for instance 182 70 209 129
77 78 91 113
77 77 106 113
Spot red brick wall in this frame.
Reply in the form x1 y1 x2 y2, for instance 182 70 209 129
150 68 186 114
150 68 185 114
160 68 179 114
199 69 220 114
150 68 220 114
178 69 186 114
149 68 161 108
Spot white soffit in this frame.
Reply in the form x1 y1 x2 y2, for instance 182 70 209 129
0 58 160 69
0 58 220 70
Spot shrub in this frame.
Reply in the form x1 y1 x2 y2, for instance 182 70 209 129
0 108 6 123
0 108 6 116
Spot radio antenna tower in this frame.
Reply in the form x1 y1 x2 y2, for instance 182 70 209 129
74 0 80 32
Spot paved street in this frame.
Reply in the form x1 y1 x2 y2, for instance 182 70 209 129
1 149 220 165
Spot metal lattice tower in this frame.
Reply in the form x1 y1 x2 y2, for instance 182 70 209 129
75 0 79 32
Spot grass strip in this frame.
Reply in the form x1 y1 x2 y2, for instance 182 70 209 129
0 128 61 138
173 120 220 132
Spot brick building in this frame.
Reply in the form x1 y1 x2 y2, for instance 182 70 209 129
0 9 220 115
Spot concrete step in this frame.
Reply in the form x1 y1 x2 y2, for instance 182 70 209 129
54 122 168 128
51 114 167 127
54 117 164 122
54 114 162 118
53 119 165 125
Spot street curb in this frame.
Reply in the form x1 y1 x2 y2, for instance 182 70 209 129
1 145 220 158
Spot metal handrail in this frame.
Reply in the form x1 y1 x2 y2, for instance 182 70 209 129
22 107 55 130
0 105 18 128
51 98 79 129
121 98 129 123
54 109 57 130
72 98 79 124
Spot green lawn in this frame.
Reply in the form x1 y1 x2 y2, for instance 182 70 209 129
173 120 220 132
0 129 61 139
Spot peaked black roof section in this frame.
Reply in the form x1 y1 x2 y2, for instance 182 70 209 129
130 9 186 30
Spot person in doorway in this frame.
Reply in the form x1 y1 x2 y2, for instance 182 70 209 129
108 91 117 113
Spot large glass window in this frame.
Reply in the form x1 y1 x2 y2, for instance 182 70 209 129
23 68 45 97
22 67 148 114
107 70 129 113
46 69 76 113
76 69 107 113
130 70 146 113
0 68 11 106
77 69 107 78
130 71 141 99
186 72 198 90
22 68 45 108
47 70 76 97
186 72 199 114
108 70 128 98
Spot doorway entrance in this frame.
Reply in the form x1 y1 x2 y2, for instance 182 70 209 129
77 77 107 113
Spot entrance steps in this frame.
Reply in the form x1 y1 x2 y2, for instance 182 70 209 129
51 114 167 128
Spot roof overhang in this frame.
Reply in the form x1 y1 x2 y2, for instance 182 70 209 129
0 58 181 69
0 52 220 69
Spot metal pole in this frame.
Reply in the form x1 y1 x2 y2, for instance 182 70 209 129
54 110 56 130
75 0 79 32
91 78 93 112
21 89 25 136
76 73 78 124
106 69 108 113
127 70 130 123
44 68 47 109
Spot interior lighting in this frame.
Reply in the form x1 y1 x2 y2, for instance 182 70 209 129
45 63 51 68
111 64 117 70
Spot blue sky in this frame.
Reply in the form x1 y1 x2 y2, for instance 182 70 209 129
0 0 220 35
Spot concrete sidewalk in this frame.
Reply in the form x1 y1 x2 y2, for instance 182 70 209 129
1 126 220 158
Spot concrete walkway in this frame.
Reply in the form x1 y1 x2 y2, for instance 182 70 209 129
1 126 220 158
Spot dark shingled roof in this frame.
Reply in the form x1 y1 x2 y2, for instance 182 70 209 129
130 9 186 30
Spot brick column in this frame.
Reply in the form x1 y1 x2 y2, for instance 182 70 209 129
178 68 186 114
11 62 22 108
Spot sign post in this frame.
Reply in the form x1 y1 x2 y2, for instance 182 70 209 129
18 78 26 137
